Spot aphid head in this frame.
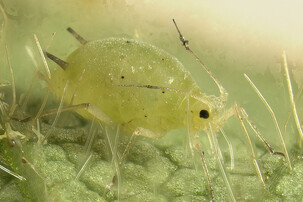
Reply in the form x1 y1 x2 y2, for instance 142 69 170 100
190 95 227 133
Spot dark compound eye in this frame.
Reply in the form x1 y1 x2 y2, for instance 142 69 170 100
199 110 209 119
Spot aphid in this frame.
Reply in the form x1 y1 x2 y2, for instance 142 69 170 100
47 27 231 132
44 22 231 201
47 36 228 136
42 19 287 201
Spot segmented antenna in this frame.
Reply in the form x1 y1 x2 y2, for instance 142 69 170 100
172 19 228 103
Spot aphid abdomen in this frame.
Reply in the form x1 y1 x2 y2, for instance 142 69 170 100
51 38 205 134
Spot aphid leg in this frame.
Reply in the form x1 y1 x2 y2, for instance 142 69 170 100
76 118 97 180
113 124 121 164
244 73 292 169
172 19 228 103
207 124 236 202
234 102 286 184
66 27 88 45
42 81 69 144
119 134 135 167
223 102 286 190
234 103 265 186
227 102 286 186
104 125 121 201
193 142 215 202
76 153 92 180
240 107 286 157
17 101 114 124
185 95 196 159
85 103 115 125
83 117 97 157
106 127 163 200
282 51 303 141
220 128 234 170
225 102 285 159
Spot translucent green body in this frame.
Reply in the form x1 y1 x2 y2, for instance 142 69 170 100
50 38 217 136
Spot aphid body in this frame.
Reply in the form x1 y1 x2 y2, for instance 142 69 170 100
49 37 227 138
44 24 234 201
